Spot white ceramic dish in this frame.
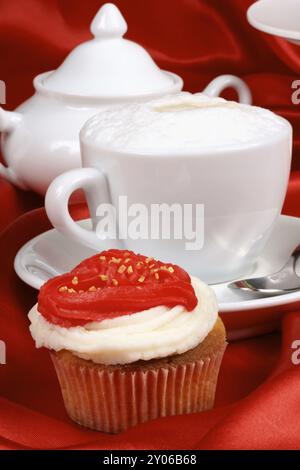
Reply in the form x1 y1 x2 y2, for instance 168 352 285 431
248 0 300 45
45 94 292 284
0 3 251 196
14 215 300 340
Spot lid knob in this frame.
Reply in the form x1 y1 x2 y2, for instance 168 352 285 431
91 3 128 39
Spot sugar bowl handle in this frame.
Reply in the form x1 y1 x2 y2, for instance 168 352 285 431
0 108 27 188
203 75 252 104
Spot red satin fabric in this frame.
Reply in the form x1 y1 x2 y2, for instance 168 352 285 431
0 0 300 450
0 206 300 450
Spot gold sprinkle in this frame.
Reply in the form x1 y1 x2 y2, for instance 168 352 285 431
118 265 126 274
149 263 155 269
145 257 153 264
89 286 97 292
127 265 133 274
99 255 106 261
72 276 78 285
151 268 159 273
124 258 131 264
111 257 121 264
112 278 118 286
58 286 68 293
155 273 160 280
160 265 168 271
99 274 108 281
138 276 145 283
68 288 76 293
168 267 174 273
124 252 131 257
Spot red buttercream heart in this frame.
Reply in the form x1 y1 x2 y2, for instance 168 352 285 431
37 249 198 327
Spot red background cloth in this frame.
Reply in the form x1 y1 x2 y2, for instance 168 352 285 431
0 0 300 450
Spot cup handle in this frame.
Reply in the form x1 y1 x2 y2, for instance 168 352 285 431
45 167 113 250
203 75 252 104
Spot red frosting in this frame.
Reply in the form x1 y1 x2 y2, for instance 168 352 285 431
37 249 198 327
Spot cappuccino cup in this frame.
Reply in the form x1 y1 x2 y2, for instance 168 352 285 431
45 93 292 283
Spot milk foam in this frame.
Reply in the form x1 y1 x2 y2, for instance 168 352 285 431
81 92 290 153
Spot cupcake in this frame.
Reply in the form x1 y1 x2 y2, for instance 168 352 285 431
28 249 226 433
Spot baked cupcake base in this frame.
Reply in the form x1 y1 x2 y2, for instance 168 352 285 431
51 317 226 433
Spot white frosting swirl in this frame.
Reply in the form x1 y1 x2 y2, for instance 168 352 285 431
28 277 218 365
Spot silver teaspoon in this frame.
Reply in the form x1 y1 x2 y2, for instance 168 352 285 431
229 245 300 296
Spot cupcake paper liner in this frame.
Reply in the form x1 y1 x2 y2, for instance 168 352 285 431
51 345 226 434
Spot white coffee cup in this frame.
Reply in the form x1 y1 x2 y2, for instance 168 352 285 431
45 94 292 283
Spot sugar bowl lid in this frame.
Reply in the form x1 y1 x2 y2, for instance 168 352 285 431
42 3 182 98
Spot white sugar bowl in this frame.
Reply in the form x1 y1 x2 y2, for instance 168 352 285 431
0 3 251 195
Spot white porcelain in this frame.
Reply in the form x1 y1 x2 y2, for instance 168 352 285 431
14 215 300 340
43 3 179 97
45 97 292 284
248 0 300 45
0 3 251 195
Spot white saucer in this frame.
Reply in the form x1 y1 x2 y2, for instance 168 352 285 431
15 215 300 340
248 0 300 45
